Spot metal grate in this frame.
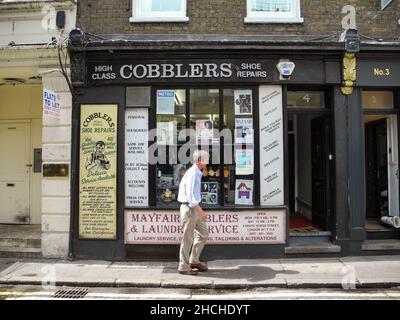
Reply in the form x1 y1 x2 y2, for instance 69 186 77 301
53 288 89 299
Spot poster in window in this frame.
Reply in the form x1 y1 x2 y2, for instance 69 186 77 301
235 118 254 144
235 179 254 205
234 90 253 115
201 182 218 205
157 90 175 115
79 104 117 239
173 164 186 187
157 121 176 145
235 149 254 175
196 119 213 144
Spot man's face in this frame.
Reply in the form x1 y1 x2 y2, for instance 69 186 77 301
197 157 209 170
95 144 105 155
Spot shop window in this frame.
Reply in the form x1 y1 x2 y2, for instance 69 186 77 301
155 88 256 208
130 0 188 22
245 0 304 24
362 91 394 110
287 91 325 109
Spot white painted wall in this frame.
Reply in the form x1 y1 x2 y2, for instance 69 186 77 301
41 74 71 258
0 1 77 46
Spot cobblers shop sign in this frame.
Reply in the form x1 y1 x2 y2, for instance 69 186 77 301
88 60 274 84
125 209 286 244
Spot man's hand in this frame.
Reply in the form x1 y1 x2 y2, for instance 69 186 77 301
194 205 207 221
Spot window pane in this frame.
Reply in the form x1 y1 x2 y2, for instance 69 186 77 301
223 89 255 206
362 91 394 109
156 89 186 207
156 89 186 144
287 91 325 108
251 0 291 12
151 0 182 12
190 89 221 207
190 89 220 145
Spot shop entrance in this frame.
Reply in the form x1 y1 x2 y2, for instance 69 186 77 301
288 114 332 233
285 90 338 253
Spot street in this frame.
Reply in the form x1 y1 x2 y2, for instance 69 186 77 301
1 285 400 300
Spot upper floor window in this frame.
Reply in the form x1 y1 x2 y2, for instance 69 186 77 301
130 0 188 23
245 0 304 24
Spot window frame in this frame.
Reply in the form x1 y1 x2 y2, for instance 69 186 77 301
130 0 189 23
244 0 304 24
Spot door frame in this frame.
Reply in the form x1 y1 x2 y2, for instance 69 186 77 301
284 86 336 233
0 119 32 224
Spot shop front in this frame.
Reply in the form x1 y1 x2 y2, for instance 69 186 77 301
68 42 358 260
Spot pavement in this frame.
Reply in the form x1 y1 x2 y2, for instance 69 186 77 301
0 255 400 290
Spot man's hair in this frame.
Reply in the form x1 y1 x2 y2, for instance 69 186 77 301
96 141 106 147
192 149 209 164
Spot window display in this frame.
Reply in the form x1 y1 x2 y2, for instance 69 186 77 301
151 87 256 207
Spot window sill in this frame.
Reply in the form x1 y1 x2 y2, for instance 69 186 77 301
244 17 304 24
129 16 189 23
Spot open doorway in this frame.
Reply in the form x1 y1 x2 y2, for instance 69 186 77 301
362 90 400 239
364 115 400 237
288 114 332 234
287 90 334 237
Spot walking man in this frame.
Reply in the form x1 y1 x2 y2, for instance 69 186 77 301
177 150 209 275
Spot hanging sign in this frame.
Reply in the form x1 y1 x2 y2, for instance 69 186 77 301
259 86 284 206
79 104 118 239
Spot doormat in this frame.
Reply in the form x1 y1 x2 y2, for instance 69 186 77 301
290 214 321 233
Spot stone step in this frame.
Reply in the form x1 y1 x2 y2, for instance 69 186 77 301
366 230 400 240
0 237 41 249
0 247 42 259
289 231 331 244
285 242 341 254
362 239 400 251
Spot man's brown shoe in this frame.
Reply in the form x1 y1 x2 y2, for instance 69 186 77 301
178 270 198 276
189 263 208 272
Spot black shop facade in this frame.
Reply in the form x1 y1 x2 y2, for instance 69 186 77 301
67 38 400 260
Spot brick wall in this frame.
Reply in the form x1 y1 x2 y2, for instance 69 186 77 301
77 0 399 40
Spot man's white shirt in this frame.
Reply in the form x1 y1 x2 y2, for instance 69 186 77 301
177 164 203 208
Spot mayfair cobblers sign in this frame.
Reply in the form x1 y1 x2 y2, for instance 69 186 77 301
88 60 274 83
125 209 286 245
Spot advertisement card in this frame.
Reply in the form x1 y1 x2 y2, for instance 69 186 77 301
234 90 253 115
157 90 175 115
235 149 254 175
196 119 213 144
235 179 254 205
235 118 254 144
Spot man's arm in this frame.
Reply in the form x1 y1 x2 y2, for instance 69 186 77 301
186 170 207 221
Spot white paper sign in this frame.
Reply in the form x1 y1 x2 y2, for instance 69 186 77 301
259 85 284 206
235 149 254 175
125 109 149 207
235 118 254 144
125 209 286 244
43 88 60 119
